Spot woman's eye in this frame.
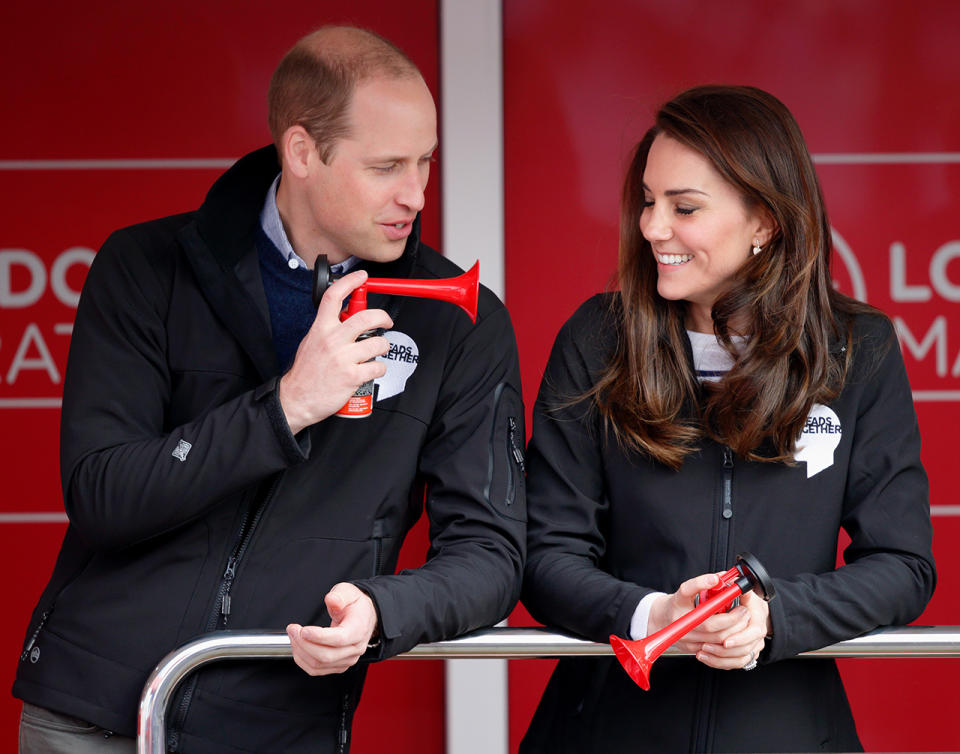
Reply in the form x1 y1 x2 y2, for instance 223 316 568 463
676 207 696 216
641 199 654 209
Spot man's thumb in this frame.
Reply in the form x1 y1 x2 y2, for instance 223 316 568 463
325 589 347 623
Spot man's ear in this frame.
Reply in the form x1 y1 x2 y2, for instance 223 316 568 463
281 125 314 180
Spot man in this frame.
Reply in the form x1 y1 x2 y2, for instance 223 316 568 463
15 26 525 753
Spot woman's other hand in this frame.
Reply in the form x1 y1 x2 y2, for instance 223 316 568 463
648 572 770 670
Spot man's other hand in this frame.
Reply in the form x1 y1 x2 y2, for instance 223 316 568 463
286 583 379 676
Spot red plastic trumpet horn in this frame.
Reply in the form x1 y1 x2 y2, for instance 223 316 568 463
609 552 775 690
312 255 481 417
312 255 480 323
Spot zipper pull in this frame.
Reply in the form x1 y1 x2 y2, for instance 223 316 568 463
721 447 733 519
508 417 526 473
221 556 238 618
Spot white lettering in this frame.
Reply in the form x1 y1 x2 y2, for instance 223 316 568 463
889 242 931 302
930 241 960 302
51 247 95 308
895 316 947 377
6 323 60 384
0 249 46 308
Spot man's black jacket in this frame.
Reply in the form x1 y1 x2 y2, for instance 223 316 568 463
14 147 526 753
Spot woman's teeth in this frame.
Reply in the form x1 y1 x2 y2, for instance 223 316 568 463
657 253 693 265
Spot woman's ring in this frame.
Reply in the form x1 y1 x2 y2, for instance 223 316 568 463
743 653 757 671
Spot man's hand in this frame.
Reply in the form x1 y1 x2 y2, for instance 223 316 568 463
648 572 769 670
279 270 394 434
286 583 379 676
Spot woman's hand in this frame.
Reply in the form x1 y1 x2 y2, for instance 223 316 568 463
648 572 770 670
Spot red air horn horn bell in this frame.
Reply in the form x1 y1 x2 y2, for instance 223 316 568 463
609 552 776 690
312 255 479 323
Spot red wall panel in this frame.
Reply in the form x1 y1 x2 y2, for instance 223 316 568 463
504 1 960 751
0 3 442 752
4 1 959 751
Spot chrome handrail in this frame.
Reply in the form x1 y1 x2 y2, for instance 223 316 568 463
138 625 960 753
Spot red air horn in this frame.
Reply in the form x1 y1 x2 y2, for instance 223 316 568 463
609 552 775 690
312 255 480 417
312 255 479 323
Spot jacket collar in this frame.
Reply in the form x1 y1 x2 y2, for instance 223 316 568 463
178 145 423 380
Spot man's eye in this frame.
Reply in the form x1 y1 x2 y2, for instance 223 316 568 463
373 164 398 174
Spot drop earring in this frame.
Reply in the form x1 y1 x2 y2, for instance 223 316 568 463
752 240 762 256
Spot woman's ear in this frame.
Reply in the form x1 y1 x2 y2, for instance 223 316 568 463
753 208 778 248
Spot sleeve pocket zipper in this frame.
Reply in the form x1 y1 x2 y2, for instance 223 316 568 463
507 416 525 505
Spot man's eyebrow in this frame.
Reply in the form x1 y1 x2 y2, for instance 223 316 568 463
365 143 439 164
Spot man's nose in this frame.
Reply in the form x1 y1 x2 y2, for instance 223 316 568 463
397 167 426 212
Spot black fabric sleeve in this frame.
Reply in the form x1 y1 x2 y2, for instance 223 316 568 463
521 299 649 642
59 229 308 550
763 317 936 661
352 304 527 657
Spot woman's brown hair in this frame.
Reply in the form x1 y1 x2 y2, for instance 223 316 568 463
592 85 872 469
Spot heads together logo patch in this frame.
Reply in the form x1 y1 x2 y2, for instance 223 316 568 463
374 331 418 401
794 404 842 478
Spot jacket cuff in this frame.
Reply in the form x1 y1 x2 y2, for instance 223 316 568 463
760 579 787 662
613 584 650 640
255 377 310 464
350 579 388 661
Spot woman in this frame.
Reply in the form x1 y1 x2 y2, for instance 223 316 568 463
520 85 935 753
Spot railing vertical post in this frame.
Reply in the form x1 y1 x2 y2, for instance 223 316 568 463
137 632 293 754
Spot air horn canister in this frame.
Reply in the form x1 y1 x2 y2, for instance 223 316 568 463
609 552 776 690
312 255 480 418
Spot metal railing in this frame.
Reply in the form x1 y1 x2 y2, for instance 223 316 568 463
137 625 960 754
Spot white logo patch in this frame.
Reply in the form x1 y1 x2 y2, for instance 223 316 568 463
171 439 192 462
375 331 419 401
794 404 841 478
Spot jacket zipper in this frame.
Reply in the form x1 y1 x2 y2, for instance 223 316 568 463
372 519 385 576
167 476 281 751
717 446 734 568
695 446 735 753
507 416 525 505
337 691 351 753
20 610 50 662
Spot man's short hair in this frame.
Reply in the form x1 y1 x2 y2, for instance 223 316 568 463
268 26 422 164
